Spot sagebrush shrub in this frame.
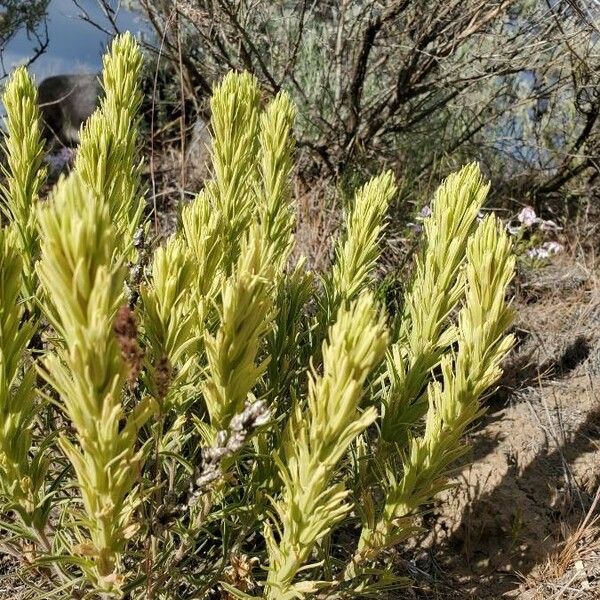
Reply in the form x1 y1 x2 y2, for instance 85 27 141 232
0 34 514 599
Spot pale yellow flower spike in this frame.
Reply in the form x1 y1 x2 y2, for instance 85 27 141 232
37 175 156 590
257 89 297 266
180 189 223 300
179 188 225 347
327 171 397 317
352 213 515 569
208 71 261 271
265 293 389 599
381 163 490 442
203 223 276 430
0 66 47 302
74 32 144 253
140 235 200 409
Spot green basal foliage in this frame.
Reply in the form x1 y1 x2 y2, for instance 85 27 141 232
0 33 515 599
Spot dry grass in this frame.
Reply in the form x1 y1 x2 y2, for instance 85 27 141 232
522 487 600 599
292 175 340 272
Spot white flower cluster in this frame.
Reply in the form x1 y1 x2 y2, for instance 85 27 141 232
507 206 563 259
507 205 561 235
526 241 563 259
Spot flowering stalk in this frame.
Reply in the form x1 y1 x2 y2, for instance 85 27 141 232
257 89 297 266
265 293 389 599
180 190 224 301
74 33 144 253
0 67 47 303
37 175 156 591
203 225 276 430
381 163 489 443
140 235 199 409
207 71 261 270
0 227 45 528
325 171 396 319
349 214 514 574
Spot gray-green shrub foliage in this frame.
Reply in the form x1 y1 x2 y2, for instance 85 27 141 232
141 0 600 203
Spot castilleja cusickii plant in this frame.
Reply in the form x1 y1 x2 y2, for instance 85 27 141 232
0 34 514 599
